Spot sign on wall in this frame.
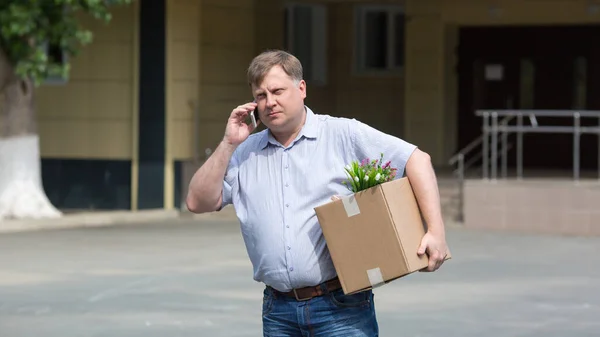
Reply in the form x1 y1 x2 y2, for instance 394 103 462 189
485 64 504 81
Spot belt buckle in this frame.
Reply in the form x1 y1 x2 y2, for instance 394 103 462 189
292 288 312 301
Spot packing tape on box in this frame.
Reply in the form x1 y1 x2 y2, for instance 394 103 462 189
342 195 360 217
367 267 384 288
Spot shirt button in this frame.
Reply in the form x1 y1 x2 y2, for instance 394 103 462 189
287 246 291 250
289 267 294 272
285 183 289 187
286 204 289 207
285 165 289 169
286 225 290 228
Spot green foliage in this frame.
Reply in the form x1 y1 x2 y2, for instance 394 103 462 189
0 0 131 86
342 153 399 193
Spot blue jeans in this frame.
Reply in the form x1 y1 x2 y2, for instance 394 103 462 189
262 284 379 336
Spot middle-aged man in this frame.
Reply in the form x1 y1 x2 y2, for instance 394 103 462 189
186 49 449 336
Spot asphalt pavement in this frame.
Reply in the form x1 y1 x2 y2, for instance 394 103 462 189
0 218 599 337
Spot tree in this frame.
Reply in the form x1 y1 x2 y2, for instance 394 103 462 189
0 0 131 221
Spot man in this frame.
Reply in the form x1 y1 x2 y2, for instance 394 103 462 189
186 50 449 336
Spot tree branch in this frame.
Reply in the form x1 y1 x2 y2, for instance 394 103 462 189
21 77 33 100
0 47 16 94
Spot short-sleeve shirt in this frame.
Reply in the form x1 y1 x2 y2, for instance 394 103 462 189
221 106 417 292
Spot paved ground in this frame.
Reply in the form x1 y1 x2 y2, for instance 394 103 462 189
0 218 599 337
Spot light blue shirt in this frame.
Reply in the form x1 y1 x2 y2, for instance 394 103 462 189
221 106 417 292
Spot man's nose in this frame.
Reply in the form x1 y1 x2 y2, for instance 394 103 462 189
266 94 276 107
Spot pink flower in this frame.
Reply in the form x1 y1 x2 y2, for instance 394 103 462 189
382 161 391 169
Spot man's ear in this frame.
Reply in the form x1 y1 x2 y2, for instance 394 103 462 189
298 80 307 99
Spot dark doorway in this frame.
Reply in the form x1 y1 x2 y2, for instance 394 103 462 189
457 25 600 172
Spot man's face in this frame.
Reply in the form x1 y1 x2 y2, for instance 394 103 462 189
251 65 306 133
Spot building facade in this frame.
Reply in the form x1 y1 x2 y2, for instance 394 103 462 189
30 0 600 212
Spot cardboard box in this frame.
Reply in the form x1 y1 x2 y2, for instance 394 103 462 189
314 177 447 294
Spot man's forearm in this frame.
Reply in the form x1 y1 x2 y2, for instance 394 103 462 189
405 149 445 235
186 140 237 213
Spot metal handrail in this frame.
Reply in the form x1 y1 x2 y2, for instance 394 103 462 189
447 109 600 223
476 109 600 117
453 142 515 176
448 114 516 222
479 109 600 181
449 115 514 166
452 140 514 222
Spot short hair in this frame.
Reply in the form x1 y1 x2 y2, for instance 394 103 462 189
247 49 303 87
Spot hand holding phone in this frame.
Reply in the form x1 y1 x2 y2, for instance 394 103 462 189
224 101 259 146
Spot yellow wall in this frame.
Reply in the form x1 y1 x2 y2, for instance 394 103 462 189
255 0 285 55
404 11 446 163
166 0 202 209
329 2 405 137
168 0 408 167
166 0 259 209
173 0 408 159
281 1 406 138
195 0 257 157
405 0 600 165
35 0 597 196
36 4 138 159
167 0 201 162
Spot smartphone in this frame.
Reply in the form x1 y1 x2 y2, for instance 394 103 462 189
249 109 258 128
247 100 260 129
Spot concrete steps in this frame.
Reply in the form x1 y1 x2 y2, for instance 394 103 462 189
438 177 462 223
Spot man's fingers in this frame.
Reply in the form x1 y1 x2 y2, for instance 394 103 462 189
436 260 444 270
331 195 342 201
417 232 448 273
239 102 257 110
232 103 258 118
417 237 428 256
417 244 426 256
419 249 445 272
431 251 446 271
428 257 437 271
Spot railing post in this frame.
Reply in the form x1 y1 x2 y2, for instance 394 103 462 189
491 112 498 181
457 153 464 222
517 114 523 180
482 112 489 180
574 112 581 181
501 117 508 179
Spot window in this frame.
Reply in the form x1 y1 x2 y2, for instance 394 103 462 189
284 3 327 85
355 5 404 73
42 40 69 85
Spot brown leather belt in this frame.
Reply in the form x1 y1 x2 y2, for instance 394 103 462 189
272 277 342 301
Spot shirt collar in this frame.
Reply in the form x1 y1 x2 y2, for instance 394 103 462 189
259 106 318 149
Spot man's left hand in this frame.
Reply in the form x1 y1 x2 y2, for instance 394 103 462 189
417 231 449 272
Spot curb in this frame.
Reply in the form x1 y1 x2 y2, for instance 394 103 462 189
0 206 240 234
0 209 180 234
0 205 459 234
